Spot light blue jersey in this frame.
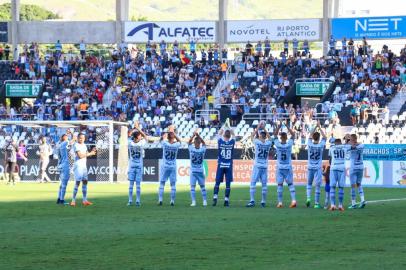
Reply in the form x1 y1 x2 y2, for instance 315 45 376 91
56 140 71 201
128 140 145 182
162 141 181 168
253 139 273 169
349 144 364 171
329 144 351 171
159 141 181 203
128 140 145 168
188 145 206 173
57 141 70 171
307 138 326 170
349 144 364 185
274 139 294 170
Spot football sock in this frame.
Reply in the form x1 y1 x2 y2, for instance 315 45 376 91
306 180 312 200
200 185 207 201
351 186 356 204
277 185 283 203
338 187 344 205
249 181 256 202
72 184 79 201
170 182 176 202
158 181 165 202
330 186 336 206
58 183 63 200
60 182 67 201
358 186 365 202
288 183 296 201
136 182 141 203
82 185 87 202
315 185 321 204
325 183 330 205
128 181 134 203
190 184 196 202
225 181 231 200
261 183 267 203
213 181 220 198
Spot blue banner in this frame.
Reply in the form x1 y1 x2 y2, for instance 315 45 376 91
331 16 406 39
364 144 406 161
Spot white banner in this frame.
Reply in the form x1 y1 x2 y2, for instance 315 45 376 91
124 21 216 43
344 160 383 186
226 19 320 42
176 159 191 184
392 161 406 186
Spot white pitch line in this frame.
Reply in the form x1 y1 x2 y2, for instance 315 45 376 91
367 198 406 204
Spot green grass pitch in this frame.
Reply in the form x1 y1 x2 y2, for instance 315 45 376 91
0 183 406 270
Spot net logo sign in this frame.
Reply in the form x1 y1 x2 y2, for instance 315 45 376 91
355 18 402 32
124 21 216 43
331 16 406 39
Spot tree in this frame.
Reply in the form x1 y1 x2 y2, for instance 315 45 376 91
0 3 61 21
130 15 148 21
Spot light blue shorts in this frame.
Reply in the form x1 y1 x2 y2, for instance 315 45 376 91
191 171 205 186
350 169 363 185
251 167 268 185
308 168 322 185
128 166 143 182
330 170 345 188
160 167 177 185
276 168 293 185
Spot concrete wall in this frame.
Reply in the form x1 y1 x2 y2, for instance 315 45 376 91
17 21 116 44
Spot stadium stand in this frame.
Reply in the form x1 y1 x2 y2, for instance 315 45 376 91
0 39 405 148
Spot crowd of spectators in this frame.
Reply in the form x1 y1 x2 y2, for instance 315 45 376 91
0 37 405 145
1 40 229 136
218 37 405 128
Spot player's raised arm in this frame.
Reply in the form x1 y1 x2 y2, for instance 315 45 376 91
133 121 149 141
251 126 259 141
229 128 235 138
195 131 206 146
309 121 317 139
188 131 196 145
76 146 96 159
318 121 327 140
286 123 295 138
218 126 224 137
252 120 264 141
171 129 182 143
343 134 351 144
273 122 281 137
160 132 167 142
218 118 231 137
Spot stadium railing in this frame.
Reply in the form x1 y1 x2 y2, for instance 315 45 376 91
194 109 220 123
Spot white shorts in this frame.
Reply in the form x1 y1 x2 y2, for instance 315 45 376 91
74 166 88 182
276 168 293 185
251 167 268 185
191 171 205 186
330 170 345 188
350 169 363 185
40 159 50 171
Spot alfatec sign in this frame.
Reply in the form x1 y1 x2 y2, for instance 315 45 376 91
124 21 216 43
